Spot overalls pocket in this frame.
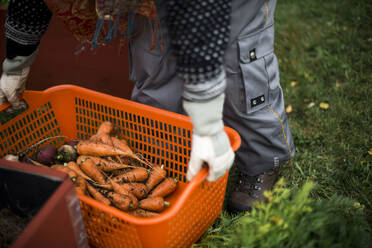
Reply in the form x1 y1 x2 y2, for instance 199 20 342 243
238 24 276 114
128 17 166 86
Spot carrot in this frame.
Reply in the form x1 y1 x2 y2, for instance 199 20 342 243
110 180 138 209
65 161 92 181
77 140 136 158
94 183 113 190
96 121 113 135
149 177 178 198
110 137 133 154
139 197 170 212
103 190 133 211
112 167 149 183
145 165 167 192
90 133 112 144
74 177 87 195
108 156 133 165
51 164 78 179
109 168 127 177
80 159 106 184
91 133 131 155
76 155 90 164
127 209 160 218
77 155 132 172
119 183 148 199
79 137 150 167
86 184 111 206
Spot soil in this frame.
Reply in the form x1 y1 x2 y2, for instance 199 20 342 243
0 207 32 248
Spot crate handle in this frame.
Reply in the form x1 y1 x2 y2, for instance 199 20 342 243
0 93 25 112
0 94 29 125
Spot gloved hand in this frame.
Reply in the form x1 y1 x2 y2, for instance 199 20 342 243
0 51 37 111
0 67 29 111
183 93 235 182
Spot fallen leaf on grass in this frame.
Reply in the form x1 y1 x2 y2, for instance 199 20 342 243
368 149 372 155
286 105 293 113
308 102 315 108
319 102 329 109
290 81 299 87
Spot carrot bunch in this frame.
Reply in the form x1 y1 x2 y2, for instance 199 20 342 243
48 121 178 218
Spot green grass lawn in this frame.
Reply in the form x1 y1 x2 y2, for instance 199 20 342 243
195 0 372 247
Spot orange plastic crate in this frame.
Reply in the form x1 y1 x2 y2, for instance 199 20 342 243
0 85 241 248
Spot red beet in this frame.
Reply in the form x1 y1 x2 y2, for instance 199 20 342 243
37 145 57 165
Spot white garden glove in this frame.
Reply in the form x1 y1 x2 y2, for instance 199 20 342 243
0 67 29 111
0 50 37 111
183 93 235 182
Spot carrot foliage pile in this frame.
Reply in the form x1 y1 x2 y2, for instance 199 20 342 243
24 122 178 217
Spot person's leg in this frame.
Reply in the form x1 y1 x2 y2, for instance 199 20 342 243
224 0 295 212
128 0 184 113
128 0 295 213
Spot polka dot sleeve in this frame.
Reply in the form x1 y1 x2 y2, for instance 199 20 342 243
5 0 53 46
165 0 232 101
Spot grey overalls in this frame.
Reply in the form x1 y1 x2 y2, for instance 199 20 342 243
129 0 295 176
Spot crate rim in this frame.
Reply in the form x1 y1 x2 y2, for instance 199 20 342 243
0 84 241 151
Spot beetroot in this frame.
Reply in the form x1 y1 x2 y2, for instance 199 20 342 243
37 145 57 165
56 144 77 162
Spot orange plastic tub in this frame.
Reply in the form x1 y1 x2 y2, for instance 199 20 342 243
0 85 241 248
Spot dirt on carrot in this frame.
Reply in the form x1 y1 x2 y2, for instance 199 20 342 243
119 183 148 199
145 165 167 192
86 184 111 206
110 180 139 209
112 167 149 183
76 140 134 157
110 137 133 155
149 177 178 198
77 155 132 172
80 159 106 184
139 197 169 212
103 190 134 211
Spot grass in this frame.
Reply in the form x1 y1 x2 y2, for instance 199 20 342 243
275 0 371 221
195 0 372 246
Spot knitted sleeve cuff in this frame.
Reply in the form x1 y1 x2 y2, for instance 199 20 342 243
182 68 226 102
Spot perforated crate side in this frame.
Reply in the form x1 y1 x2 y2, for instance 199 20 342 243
0 102 64 157
73 97 191 183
